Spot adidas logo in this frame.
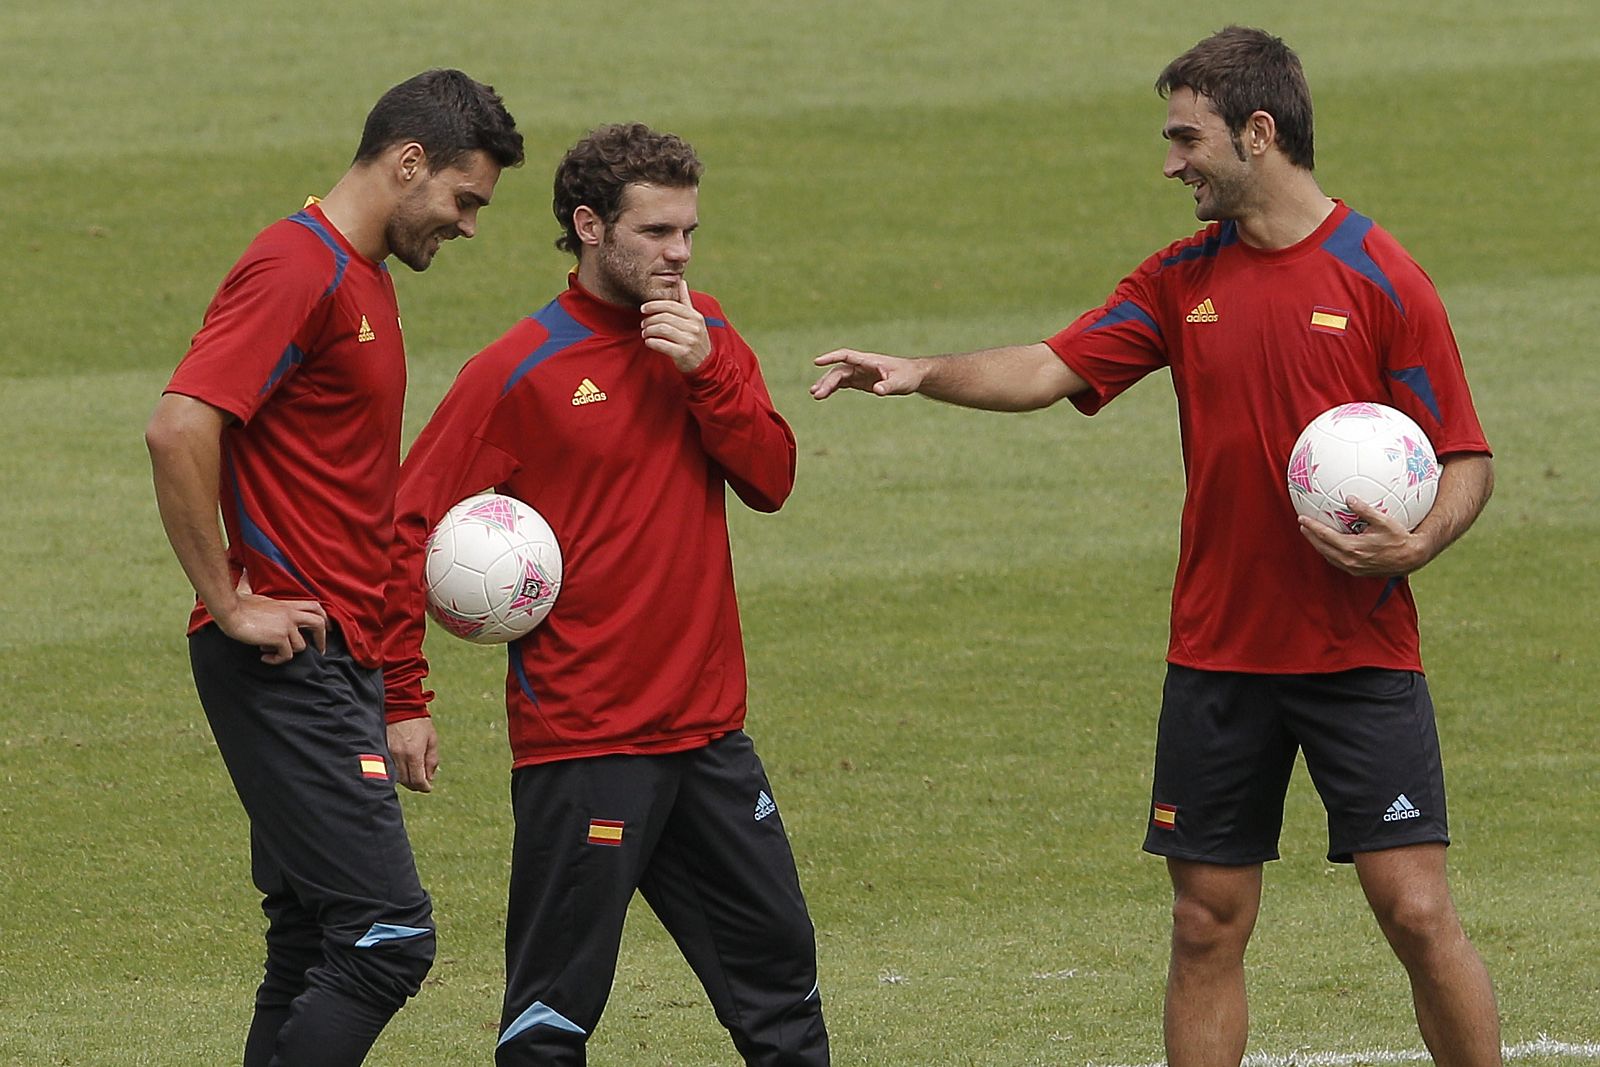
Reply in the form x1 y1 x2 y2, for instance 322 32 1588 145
1383 793 1422 822
357 315 376 343
1185 298 1219 323
754 790 777 822
572 377 608 406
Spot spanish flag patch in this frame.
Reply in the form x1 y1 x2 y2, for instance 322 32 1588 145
358 753 389 780
1309 306 1350 335
587 819 625 846
1152 803 1177 830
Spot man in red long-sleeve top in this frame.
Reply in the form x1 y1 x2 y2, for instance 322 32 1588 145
382 123 829 1066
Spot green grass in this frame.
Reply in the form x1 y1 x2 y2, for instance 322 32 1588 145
2 1 1597 1064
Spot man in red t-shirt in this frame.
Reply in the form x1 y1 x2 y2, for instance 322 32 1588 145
811 27 1499 1067
145 70 522 1067
382 124 828 1066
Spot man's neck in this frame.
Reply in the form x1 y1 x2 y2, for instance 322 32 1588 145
573 261 630 309
315 169 392 263
1233 172 1336 251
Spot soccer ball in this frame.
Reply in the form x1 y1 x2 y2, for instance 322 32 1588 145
1286 403 1440 533
424 493 562 644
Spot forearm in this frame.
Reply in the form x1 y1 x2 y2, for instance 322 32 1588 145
1410 453 1494 568
384 416 520 718
917 343 1084 411
684 346 796 512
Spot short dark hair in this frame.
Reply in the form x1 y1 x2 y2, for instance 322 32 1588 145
552 123 703 255
354 68 524 172
1155 26 1315 170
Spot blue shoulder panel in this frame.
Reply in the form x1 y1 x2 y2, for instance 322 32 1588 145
503 299 595 396
287 211 350 300
1085 300 1162 342
1319 211 1402 313
1160 221 1238 269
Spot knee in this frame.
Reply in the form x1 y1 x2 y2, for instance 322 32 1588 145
332 924 437 1008
495 1010 588 1067
765 913 820 974
1374 890 1462 959
1170 891 1254 960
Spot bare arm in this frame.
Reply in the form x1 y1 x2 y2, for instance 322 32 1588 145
145 392 326 663
811 342 1090 412
1299 453 1495 578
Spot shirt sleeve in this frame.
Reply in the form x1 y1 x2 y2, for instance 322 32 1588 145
1042 257 1169 416
679 296 797 513
382 353 523 722
165 233 331 423
1379 261 1491 459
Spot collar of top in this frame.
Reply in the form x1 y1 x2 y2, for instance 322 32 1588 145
561 272 651 335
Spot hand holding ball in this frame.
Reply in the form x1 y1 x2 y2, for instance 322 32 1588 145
1287 403 1439 533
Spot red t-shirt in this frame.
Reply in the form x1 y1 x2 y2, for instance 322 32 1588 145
1045 201 1489 673
383 277 796 768
165 202 407 667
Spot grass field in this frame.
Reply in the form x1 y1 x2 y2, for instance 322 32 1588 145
1 1 1596 1064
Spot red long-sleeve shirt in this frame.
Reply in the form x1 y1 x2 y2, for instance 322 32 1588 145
382 277 795 768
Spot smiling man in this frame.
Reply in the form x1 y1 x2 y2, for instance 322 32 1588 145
810 26 1499 1067
145 69 522 1067
382 123 828 1066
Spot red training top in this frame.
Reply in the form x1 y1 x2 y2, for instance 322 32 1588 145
383 277 796 768
1045 201 1489 674
165 202 407 667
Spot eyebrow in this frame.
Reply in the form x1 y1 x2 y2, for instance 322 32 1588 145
1162 122 1202 141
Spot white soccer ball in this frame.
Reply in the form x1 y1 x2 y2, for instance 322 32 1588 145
1286 403 1440 533
424 493 562 644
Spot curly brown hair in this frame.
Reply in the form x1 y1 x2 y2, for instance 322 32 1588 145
552 123 703 255
1155 27 1315 170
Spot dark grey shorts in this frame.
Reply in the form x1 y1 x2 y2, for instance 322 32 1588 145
1143 665 1449 864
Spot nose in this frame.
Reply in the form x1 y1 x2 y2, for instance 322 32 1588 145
1162 144 1186 181
458 207 479 240
664 231 690 264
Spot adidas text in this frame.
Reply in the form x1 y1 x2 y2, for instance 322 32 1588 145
1383 794 1422 822
572 377 608 406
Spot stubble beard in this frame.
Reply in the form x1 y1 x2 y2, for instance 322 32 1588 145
387 193 452 273
594 233 676 306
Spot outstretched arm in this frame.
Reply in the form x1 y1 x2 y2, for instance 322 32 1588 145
1299 453 1494 578
810 342 1089 412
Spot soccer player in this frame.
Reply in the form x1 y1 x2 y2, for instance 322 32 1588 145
810 27 1499 1067
382 123 829 1065
144 70 523 1067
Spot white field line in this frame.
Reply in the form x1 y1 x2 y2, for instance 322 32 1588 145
1085 1035 1600 1067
